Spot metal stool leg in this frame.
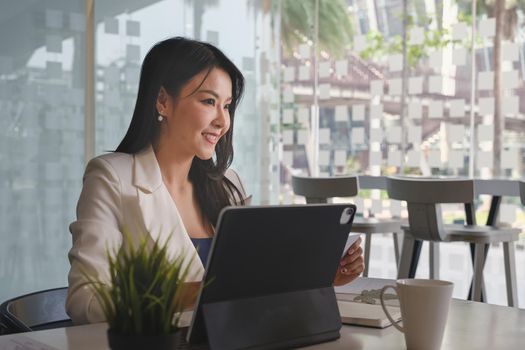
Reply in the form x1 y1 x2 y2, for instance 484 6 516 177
393 232 400 268
408 240 422 278
472 243 485 302
468 243 489 301
429 242 440 280
363 233 372 277
398 234 415 278
503 241 518 307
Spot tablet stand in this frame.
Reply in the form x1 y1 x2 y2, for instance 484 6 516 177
202 286 341 350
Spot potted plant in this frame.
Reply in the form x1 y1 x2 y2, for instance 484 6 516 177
84 234 195 350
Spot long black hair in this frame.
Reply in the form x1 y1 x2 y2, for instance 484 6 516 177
116 37 245 226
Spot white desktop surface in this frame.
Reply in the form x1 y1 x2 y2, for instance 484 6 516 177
1 298 524 350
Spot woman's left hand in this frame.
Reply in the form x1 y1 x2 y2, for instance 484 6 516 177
333 237 364 286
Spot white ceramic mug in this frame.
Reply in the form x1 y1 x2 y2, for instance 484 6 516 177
380 279 453 350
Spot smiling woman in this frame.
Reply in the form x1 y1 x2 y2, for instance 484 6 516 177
155 68 232 165
115 37 246 229
65 37 364 325
66 37 249 324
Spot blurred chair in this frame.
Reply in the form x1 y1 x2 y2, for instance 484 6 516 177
0 320 8 335
0 287 72 333
386 176 520 306
292 175 402 277
520 181 525 205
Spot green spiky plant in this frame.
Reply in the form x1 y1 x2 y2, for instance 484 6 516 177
84 234 194 336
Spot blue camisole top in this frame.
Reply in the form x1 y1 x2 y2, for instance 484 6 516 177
190 237 213 267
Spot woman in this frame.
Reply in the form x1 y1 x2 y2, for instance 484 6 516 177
66 37 364 324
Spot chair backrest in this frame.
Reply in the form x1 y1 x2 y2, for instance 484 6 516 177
387 176 474 203
520 181 525 205
386 176 475 242
0 287 72 333
291 175 358 203
357 175 387 190
0 320 8 335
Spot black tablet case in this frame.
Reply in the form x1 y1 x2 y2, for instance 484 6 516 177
187 204 356 350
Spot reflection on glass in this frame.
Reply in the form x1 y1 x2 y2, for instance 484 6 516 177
0 0 85 301
280 0 525 307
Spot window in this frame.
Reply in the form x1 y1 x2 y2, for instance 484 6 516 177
0 0 86 301
279 0 524 306
0 0 279 301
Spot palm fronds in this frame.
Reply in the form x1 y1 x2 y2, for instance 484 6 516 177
282 0 354 58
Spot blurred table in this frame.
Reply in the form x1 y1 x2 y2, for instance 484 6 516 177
1 295 524 349
307 299 525 349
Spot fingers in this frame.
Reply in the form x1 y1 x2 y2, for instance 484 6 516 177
340 255 364 275
340 237 362 262
334 267 363 286
340 246 363 267
335 236 365 284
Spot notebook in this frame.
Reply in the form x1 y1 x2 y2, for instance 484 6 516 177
337 300 401 328
335 277 402 328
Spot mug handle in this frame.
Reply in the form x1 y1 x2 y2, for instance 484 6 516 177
380 285 404 332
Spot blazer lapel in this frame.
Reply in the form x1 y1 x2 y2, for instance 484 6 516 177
132 146 199 267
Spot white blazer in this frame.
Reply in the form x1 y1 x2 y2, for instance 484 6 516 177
66 145 248 325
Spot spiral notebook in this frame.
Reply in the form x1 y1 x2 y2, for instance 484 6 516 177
335 277 402 329
337 299 401 328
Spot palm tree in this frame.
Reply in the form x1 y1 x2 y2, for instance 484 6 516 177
245 0 354 57
460 0 524 39
281 0 354 58
493 0 505 177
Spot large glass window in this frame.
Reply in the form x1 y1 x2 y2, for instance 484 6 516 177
0 0 279 301
94 0 280 204
1 0 523 308
280 0 524 306
0 0 86 302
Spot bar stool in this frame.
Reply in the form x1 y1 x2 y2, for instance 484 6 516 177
386 176 520 306
520 181 525 205
292 175 402 277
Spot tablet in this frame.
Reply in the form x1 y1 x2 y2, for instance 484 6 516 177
187 204 356 349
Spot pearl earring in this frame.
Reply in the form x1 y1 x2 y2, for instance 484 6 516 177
157 115 164 122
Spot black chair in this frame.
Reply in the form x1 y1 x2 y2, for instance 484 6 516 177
0 320 8 335
0 287 73 333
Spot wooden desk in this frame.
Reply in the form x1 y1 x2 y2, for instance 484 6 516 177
1 299 524 349
307 299 525 349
